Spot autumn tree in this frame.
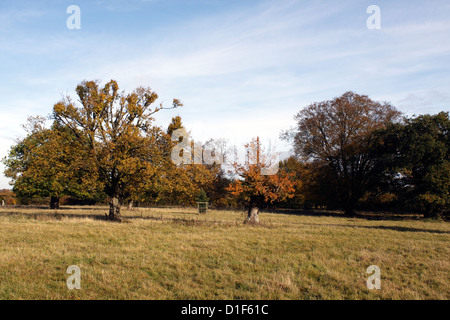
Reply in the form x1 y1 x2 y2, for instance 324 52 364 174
53 80 182 220
277 156 334 209
0 189 15 205
3 116 101 208
227 137 295 223
155 116 223 206
120 125 170 209
284 92 401 216
202 139 232 207
276 156 306 208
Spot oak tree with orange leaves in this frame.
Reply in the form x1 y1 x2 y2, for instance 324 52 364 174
227 137 295 223
285 91 401 216
53 80 182 221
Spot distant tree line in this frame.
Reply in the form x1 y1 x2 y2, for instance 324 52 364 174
2 81 448 220
280 92 449 219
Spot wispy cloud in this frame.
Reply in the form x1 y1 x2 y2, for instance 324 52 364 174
0 0 449 188
0 8 46 32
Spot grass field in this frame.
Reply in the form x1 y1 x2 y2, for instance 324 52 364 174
0 205 448 300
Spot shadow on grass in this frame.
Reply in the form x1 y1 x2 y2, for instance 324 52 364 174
0 210 107 221
0 209 206 223
265 208 427 222
5 205 107 211
294 222 449 235
262 208 449 234
1 207 447 234
358 225 449 234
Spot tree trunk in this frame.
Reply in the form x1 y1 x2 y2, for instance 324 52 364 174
50 196 60 209
343 193 358 217
246 205 260 224
127 199 133 211
423 206 441 220
344 207 356 217
108 196 121 221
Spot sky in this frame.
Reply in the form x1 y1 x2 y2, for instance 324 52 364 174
0 0 449 188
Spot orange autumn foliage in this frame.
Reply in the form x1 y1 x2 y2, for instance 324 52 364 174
227 137 295 207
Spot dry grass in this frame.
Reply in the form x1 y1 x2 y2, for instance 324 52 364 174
0 205 448 300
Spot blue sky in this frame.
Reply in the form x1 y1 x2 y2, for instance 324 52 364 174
1 0 449 188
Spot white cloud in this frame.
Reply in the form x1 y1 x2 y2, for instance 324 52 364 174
1 0 450 189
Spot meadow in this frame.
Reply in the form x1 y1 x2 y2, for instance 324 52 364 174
0 205 448 300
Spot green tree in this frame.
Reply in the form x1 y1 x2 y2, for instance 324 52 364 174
196 188 210 202
375 112 449 218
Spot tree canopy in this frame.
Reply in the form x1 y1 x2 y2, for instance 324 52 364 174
374 112 449 218
52 79 182 220
2 85 448 221
3 116 101 208
285 91 401 216
227 137 295 223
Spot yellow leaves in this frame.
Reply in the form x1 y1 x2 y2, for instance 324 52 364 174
172 98 183 108
53 102 66 115
48 79 183 200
